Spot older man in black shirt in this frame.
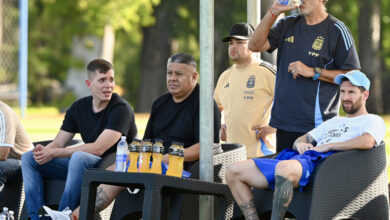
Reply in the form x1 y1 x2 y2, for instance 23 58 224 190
44 52 221 220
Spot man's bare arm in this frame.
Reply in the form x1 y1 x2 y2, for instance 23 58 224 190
288 62 355 84
0 147 10 161
162 142 201 164
43 130 75 149
54 129 122 157
292 134 315 150
183 143 200 162
314 133 376 153
292 133 316 154
249 2 298 52
34 129 122 165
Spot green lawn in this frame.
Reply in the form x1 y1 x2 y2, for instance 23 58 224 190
19 107 390 180
19 107 150 142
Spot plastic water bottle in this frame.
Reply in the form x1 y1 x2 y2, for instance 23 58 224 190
0 207 9 220
278 0 301 6
115 136 128 172
8 211 14 220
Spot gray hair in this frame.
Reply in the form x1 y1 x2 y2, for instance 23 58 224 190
167 52 197 69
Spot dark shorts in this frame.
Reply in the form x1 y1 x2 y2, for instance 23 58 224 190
253 149 336 191
276 129 305 152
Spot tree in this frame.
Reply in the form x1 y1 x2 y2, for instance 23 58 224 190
27 0 158 104
358 0 383 114
135 0 246 112
135 0 173 112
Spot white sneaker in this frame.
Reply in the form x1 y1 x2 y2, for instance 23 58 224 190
43 206 72 220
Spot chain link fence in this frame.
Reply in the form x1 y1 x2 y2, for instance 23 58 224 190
0 0 19 101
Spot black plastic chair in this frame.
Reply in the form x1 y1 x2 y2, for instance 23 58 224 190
0 164 23 219
20 139 116 220
249 142 389 220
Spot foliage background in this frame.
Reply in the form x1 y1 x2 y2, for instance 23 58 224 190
0 0 389 112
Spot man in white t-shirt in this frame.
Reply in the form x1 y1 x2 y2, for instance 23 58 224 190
226 70 386 220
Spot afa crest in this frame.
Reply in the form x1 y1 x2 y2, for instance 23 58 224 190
312 36 324 51
247 75 255 88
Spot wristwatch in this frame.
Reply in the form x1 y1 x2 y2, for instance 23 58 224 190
313 67 322 80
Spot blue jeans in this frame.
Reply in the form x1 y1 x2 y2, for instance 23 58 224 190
21 151 101 220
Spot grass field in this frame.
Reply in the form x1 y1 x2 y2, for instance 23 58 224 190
19 107 150 142
18 107 390 179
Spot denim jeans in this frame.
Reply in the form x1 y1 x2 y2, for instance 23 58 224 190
21 151 101 220
0 158 21 191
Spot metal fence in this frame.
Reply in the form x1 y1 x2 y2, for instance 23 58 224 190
0 0 19 85
0 0 19 102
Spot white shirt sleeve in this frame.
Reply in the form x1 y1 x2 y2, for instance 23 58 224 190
362 115 386 146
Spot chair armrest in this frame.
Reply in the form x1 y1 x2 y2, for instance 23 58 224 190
307 145 388 218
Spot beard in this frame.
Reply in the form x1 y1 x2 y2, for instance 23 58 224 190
342 100 362 114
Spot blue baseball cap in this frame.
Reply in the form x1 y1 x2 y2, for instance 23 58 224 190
334 70 370 90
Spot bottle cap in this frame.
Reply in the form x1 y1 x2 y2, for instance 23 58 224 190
129 139 141 152
152 143 164 154
141 139 153 152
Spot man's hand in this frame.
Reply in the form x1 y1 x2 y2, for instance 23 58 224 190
252 125 276 140
220 124 227 142
311 144 331 153
295 142 314 155
33 145 55 165
288 61 315 79
270 0 299 17
162 154 169 165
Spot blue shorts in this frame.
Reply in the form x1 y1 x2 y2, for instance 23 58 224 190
253 149 336 191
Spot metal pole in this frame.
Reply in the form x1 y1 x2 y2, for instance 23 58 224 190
199 0 214 219
19 0 28 117
247 0 261 60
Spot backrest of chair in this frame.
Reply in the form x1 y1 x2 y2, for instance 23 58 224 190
308 144 389 219
96 151 116 170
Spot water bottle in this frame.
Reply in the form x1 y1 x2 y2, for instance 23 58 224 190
115 136 128 172
0 207 9 220
8 210 14 220
278 0 301 6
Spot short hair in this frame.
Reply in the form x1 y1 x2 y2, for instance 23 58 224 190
87 59 113 79
341 77 365 92
167 52 197 70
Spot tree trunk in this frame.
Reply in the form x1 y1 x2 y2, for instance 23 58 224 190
136 0 172 112
358 0 383 114
101 25 115 63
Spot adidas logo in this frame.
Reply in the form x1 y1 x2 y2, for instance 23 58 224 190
285 36 294 43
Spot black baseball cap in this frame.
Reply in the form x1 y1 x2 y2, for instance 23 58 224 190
222 22 255 42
